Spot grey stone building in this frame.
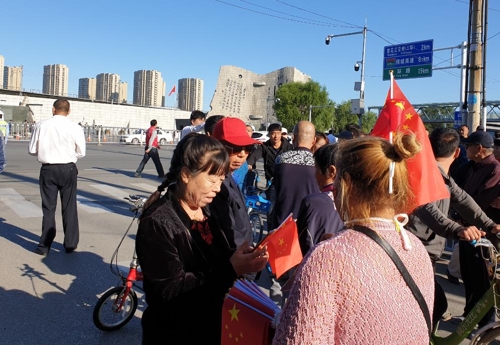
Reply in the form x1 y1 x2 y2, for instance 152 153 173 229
209 66 311 128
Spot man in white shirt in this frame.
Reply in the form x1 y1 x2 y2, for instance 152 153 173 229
180 110 206 140
0 110 8 144
28 99 86 256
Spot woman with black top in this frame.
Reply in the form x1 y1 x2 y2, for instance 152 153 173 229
136 133 269 344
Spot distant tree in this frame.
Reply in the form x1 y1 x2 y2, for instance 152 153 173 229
274 81 332 131
332 101 377 134
273 80 377 133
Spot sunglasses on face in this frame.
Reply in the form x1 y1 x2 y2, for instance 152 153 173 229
224 144 254 155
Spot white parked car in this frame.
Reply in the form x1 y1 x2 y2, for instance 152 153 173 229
251 131 269 142
251 128 288 143
120 129 173 145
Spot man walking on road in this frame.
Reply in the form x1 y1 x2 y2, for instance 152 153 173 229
0 129 5 173
134 119 165 178
0 110 9 144
28 99 86 256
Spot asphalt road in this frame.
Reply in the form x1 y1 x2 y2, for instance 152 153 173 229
0 141 473 344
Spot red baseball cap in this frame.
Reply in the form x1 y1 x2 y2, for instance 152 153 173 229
213 117 260 146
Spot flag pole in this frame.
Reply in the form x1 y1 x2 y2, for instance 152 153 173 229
388 69 395 194
390 70 394 99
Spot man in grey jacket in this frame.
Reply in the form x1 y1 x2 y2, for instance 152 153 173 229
407 127 500 331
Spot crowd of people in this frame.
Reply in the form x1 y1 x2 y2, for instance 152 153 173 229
9 100 499 344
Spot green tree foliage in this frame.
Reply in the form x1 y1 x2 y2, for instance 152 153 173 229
331 101 377 134
274 81 332 131
273 81 377 134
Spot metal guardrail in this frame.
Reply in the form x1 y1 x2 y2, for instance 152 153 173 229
5 122 182 144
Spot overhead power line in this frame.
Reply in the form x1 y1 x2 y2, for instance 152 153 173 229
214 0 352 27
273 0 361 28
238 0 354 27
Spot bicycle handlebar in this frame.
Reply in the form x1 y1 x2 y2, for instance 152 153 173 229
123 195 147 212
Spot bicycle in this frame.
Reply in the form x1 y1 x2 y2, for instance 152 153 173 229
244 170 272 245
92 195 147 332
432 238 500 345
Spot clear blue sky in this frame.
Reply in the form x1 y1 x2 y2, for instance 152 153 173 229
2 0 500 112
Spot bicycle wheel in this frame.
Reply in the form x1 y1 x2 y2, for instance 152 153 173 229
249 212 264 245
93 286 138 331
472 325 500 344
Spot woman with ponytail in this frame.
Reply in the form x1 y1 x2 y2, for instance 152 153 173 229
136 133 269 345
273 133 435 345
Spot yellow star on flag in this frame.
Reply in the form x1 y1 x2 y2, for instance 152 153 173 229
279 238 285 246
229 304 240 321
402 125 410 131
405 113 413 120
395 102 405 110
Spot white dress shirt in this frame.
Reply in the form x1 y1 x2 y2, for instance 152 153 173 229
180 123 205 140
28 115 86 164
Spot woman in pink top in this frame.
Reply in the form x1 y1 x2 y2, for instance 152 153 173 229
273 134 435 345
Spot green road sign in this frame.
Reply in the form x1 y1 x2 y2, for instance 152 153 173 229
383 64 432 81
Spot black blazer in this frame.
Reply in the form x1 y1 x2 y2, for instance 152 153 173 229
136 185 237 345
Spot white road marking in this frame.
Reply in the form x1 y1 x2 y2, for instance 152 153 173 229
0 188 43 218
130 183 157 193
76 195 113 214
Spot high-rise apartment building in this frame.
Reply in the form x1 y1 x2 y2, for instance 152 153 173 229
0 55 4 89
78 78 96 100
178 78 204 111
133 70 164 107
96 73 121 103
3 66 23 91
118 82 128 104
43 64 69 96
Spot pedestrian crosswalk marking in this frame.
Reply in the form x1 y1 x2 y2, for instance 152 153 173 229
0 188 43 218
76 195 113 214
89 184 130 200
130 183 157 193
0 183 158 218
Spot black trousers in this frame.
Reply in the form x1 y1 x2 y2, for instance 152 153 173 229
459 240 494 328
434 277 448 331
38 163 79 251
136 148 164 177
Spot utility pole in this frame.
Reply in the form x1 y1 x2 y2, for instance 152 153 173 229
466 0 484 131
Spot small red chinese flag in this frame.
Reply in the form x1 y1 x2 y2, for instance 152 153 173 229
371 80 449 209
221 300 271 345
260 214 302 278
168 85 176 96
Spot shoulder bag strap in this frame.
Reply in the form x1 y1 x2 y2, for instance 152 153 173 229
352 225 432 337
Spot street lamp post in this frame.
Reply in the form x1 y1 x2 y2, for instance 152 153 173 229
308 104 336 122
325 25 367 127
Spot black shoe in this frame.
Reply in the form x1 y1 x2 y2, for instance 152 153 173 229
34 246 49 257
65 247 77 254
446 269 460 285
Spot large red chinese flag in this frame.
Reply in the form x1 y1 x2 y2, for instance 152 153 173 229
260 215 302 278
168 85 176 96
221 300 271 345
371 80 449 209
